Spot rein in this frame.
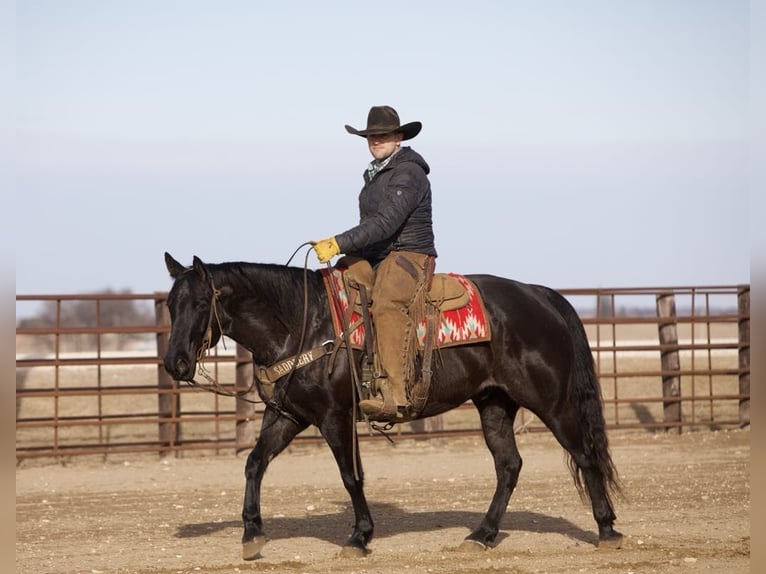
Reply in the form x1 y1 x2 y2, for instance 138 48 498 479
187 281 261 403
188 245 329 421
187 245 383 474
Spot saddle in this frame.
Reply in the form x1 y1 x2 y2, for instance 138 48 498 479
325 257 491 418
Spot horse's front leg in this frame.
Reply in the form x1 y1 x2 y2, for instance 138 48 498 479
242 409 307 560
321 409 374 557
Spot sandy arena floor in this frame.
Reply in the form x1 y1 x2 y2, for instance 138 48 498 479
16 428 750 574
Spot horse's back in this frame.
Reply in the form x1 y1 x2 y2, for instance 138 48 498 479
467 274 572 330
466 274 583 386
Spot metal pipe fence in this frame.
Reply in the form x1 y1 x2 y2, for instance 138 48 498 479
15 285 750 460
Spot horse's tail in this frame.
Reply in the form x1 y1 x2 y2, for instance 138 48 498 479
548 290 622 506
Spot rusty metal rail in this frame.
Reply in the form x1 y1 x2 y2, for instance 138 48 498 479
15 285 750 460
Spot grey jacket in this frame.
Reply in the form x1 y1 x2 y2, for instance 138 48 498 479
335 147 437 267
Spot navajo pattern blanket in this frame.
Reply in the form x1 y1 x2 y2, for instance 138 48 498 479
321 268 492 350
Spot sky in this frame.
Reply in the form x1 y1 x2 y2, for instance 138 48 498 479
14 0 752 307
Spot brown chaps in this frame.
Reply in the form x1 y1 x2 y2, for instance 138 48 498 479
371 251 434 407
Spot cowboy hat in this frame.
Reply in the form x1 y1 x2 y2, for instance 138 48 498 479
345 105 422 140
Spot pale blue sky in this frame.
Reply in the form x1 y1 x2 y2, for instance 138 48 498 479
15 0 750 301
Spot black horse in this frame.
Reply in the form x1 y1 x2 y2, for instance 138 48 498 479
162 253 622 559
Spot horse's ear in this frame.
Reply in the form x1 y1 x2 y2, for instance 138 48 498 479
165 252 186 279
192 256 209 281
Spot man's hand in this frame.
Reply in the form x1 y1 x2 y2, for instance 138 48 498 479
312 237 340 263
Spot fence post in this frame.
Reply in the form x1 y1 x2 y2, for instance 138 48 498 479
656 292 682 433
236 343 257 454
737 285 750 427
155 294 180 457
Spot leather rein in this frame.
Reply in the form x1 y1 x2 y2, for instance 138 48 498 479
187 245 338 417
185 245 381 475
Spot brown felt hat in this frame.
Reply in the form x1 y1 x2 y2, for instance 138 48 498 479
345 105 422 140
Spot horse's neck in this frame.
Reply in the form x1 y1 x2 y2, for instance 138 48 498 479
223 297 290 365
215 265 325 365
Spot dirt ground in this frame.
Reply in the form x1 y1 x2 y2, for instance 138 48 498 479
16 428 749 574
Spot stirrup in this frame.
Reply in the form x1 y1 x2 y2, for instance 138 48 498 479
358 397 407 421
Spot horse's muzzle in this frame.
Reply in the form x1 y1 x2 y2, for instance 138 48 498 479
164 353 195 381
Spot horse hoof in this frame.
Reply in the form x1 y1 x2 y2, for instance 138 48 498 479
339 545 369 559
598 531 624 550
458 539 488 553
242 536 267 560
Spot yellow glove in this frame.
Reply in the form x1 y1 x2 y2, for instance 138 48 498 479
312 237 341 263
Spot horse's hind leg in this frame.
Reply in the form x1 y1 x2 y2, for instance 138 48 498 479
462 390 521 550
242 410 308 560
580 461 622 548
546 413 623 549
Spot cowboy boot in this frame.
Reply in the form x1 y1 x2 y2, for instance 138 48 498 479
359 378 404 420
358 321 411 421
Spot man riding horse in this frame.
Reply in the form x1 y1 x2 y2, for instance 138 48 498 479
312 105 436 422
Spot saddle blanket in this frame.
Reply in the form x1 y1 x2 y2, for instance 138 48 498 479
321 267 492 350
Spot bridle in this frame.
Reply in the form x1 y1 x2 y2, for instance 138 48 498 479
187 278 259 401
186 246 328 421
179 246 384 476
184 270 306 430
195 284 224 365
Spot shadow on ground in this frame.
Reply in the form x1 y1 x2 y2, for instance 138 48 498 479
175 501 597 547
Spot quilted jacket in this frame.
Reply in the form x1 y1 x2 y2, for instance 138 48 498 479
335 147 437 267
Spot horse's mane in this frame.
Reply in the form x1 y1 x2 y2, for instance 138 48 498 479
211 261 326 321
